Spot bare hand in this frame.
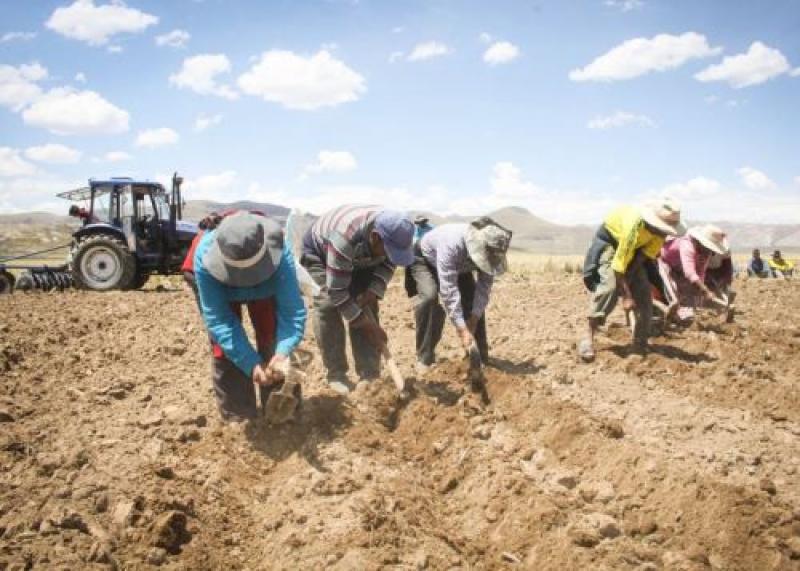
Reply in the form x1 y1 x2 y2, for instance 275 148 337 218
251 363 272 386
622 296 636 311
264 354 289 383
457 326 475 349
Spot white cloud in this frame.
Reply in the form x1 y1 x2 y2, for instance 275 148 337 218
490 161 541 198
569 32 721 82
45 0 158 46
155 29 190 48
169 54 238 100
388 51 404 63
238 49 366 110
407 41 451 62
392 26 404 34
483 41 520 66
794 176 800 186
643 176 800 224
135 127 180 148
587 110 655 129
660 176 722 198
22 88 130 135
0 147 37 177
1 32 37 43
303 150 357 177
737 166 775 190
74 72 87 83
104 151 132 162
184 170 238 201
0 174 85 213
0 62 48 112
193 113 223 132
24 143 82 164
604 0 643 12
791 68 800 77
107 45 123 53
479 32 492 44
695 42 791 88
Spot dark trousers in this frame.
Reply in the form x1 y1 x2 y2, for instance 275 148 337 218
210 296 276 421
301 255 381 381
409 257 488 366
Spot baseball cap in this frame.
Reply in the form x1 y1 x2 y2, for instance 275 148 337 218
374 210 414 267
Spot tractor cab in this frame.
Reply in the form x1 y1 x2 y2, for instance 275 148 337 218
57 173 198 291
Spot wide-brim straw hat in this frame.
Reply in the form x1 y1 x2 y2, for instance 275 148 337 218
688 224 730 255
465 223 512 276
203 212 284 287
640 197 685 236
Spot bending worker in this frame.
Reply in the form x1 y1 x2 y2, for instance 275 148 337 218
658 224 730 322
300 206 415 394
408 217 512 373
194 211 306 422
580 197 684 361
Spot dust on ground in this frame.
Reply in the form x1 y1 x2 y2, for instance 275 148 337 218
1 275 799 570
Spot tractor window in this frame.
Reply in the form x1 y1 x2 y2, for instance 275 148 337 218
152 192 171 221
92 187 115 224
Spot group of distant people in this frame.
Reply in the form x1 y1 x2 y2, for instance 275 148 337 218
748 249 795 279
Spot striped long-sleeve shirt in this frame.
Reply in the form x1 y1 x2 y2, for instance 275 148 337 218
420 223 494 328
303 205 395 322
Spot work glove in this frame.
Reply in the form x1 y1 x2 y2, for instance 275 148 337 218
264 354 289 383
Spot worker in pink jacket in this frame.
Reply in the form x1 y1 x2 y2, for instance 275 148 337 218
658 225 729 322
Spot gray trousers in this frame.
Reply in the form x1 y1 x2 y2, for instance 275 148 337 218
410 256 488 366
588 246 652 345
301 255 381 381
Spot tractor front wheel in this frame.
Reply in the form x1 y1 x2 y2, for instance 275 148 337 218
0 271 14 295
72 235 136 291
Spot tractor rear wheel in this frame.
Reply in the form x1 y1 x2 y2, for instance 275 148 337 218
127 271 150 290
0 271 14 295
72 234 136 291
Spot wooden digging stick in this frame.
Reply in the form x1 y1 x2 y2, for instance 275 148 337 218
381 345 406 393
362 306 405 393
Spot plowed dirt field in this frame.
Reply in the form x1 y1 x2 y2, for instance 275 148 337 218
1 274 799 570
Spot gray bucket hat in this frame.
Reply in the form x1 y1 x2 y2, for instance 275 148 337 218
465 218 512 276
202 212 284 287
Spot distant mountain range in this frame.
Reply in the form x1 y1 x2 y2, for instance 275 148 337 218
2 202 799 257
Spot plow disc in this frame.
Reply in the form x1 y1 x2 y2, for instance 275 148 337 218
9 267 74 293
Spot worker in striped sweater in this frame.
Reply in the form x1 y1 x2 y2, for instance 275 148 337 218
301 206 415 394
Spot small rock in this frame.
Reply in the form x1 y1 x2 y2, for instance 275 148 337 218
146 547 167 566
0 410 14 423
432 438 450 454
438 477 459 494
556 474 579 490
137 413 163 429
569 527 600 548
785 537 800 559
87 541 114 565
155 466 176 479
94 493 110 514
149 511 190 553
760 478 777 496
111 500 138 527
600 420 625 439
472 425 493 440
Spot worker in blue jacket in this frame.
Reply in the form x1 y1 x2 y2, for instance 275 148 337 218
194 211 306 422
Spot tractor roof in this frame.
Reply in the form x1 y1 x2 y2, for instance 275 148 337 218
57 178 166 201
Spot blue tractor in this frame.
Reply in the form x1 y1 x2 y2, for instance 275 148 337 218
0 173 198 293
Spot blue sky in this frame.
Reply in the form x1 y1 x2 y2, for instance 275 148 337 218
1 0 799 224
